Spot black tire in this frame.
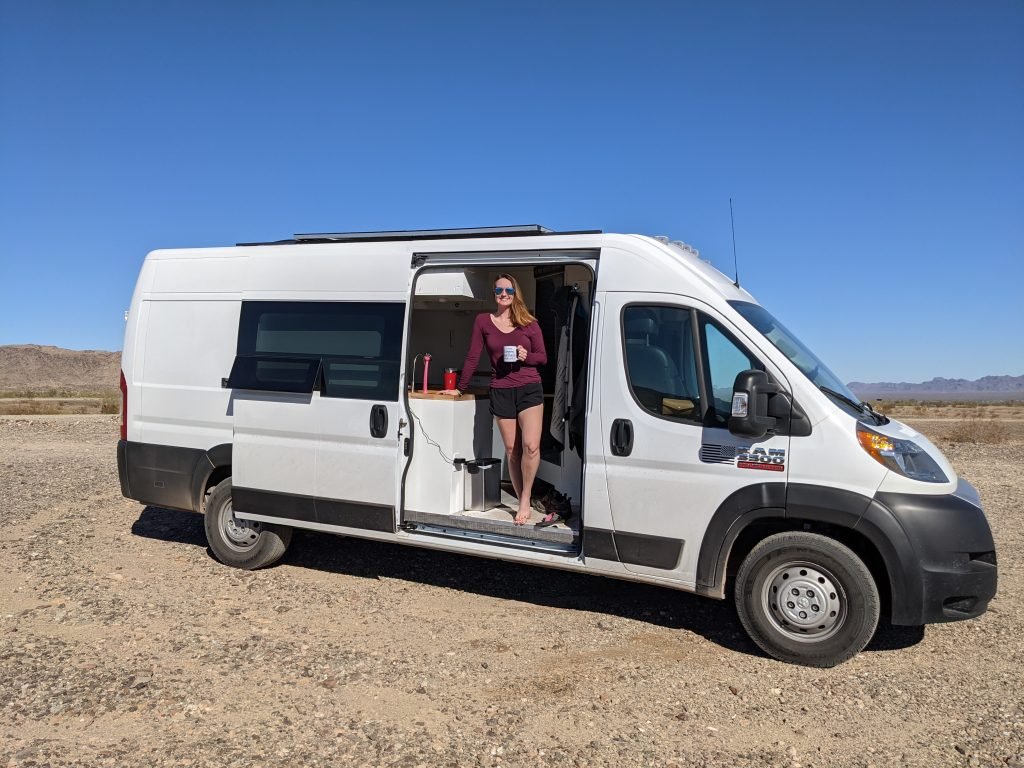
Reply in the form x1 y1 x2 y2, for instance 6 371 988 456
735 532 880 667
203 479 292 570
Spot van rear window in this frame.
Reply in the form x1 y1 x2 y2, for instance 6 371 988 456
233 301 405 400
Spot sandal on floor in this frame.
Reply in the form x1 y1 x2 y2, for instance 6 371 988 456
535 510 565 528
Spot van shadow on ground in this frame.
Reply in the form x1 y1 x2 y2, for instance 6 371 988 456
131 506 924 660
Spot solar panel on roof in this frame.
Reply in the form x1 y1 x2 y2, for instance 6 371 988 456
236 225 601 247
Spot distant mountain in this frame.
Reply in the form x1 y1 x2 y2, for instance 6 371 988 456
849 375 1024 401
0 345 120 392
2 344 1021 402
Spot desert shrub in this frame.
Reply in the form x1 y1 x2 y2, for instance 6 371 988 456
874 400 900 415
942 417 1009 445
100 393 120 414
0 400 62 416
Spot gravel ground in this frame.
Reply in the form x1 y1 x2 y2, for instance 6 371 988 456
1 415 1021 767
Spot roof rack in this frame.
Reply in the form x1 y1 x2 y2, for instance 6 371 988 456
237 225 602 247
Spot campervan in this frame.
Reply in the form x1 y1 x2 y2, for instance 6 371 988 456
117 226 997 666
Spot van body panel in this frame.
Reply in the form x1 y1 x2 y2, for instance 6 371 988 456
244 243 414 295
126 299 149 443
592 290 792 585
596 241 755 310
121 257 157 444
785 409 888 499
138 299 237 450
316 394 405 519
232 390 320 498
151 253 244 294
579 296 626 575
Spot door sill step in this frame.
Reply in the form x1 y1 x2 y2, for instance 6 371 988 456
403 522 579 555
403 507 578 545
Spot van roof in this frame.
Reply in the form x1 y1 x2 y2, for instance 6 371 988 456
237 225 603 246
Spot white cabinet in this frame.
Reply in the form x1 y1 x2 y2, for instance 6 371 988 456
404 393 493 515
414 269 487 300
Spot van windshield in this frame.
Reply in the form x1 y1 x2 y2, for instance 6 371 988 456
729 301 859 404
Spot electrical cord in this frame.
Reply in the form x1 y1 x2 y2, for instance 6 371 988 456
408 406 457 466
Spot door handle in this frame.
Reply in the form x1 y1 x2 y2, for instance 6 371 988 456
370 404 389 438
610 418 633 456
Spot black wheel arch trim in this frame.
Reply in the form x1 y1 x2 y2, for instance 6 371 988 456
189 443 232 512
696 482 923 624
695 482 786 592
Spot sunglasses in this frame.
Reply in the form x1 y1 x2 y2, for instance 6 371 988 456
494 287 516 296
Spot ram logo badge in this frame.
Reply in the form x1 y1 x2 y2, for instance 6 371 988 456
700 444 786 472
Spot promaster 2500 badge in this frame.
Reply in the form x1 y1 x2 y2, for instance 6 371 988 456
736 446 786 472
699 444 786 471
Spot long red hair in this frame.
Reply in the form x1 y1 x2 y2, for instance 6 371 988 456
496 273 536 328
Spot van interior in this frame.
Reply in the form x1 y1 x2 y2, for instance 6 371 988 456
401 262 594 554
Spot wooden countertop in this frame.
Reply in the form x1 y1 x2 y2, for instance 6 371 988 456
408 389 488 401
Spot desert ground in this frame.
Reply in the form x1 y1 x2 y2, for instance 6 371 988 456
1 405 1022 767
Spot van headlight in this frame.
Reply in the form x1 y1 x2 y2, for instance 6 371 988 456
856 424 948 483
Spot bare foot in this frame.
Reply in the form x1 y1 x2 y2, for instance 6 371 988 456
514 506 531 525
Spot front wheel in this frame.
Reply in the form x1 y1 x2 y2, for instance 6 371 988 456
203 479 292 570
735 532 880 667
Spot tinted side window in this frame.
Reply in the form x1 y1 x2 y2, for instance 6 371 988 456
234 302 405 400
622 305 701 423
226 356 322 394
701 318 761 425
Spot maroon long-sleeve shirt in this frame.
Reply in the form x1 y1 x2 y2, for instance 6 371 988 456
457 313 547 391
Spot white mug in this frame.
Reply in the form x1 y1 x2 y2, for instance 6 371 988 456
503 345 518 363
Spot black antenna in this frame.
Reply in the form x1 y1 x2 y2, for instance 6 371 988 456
729 197 740 288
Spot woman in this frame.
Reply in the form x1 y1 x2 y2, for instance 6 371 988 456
443 274 547 525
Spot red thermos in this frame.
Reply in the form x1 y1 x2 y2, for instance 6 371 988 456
444 368 458 391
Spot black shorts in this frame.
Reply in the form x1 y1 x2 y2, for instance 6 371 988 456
489 383 543 419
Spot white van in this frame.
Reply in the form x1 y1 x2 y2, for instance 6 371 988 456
117 225 997 667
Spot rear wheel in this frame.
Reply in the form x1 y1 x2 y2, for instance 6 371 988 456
203 479 292 570
735 532 880 667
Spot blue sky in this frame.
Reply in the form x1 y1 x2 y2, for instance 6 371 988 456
1 1 1021 383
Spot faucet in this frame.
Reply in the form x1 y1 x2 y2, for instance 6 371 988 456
411 353 432 393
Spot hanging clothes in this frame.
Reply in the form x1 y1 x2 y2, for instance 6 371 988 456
548 285 590 458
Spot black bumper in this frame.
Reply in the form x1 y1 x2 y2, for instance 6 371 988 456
117 439 132 499
870 479 997 625
118 439 211 513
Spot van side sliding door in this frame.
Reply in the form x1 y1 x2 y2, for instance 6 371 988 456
228 300 408 534
227 301 326 522
314 302 407 533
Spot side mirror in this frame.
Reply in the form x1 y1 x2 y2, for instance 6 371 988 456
729 370 779 438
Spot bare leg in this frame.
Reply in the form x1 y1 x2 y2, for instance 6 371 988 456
496 416 523 501
514 404 543 524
